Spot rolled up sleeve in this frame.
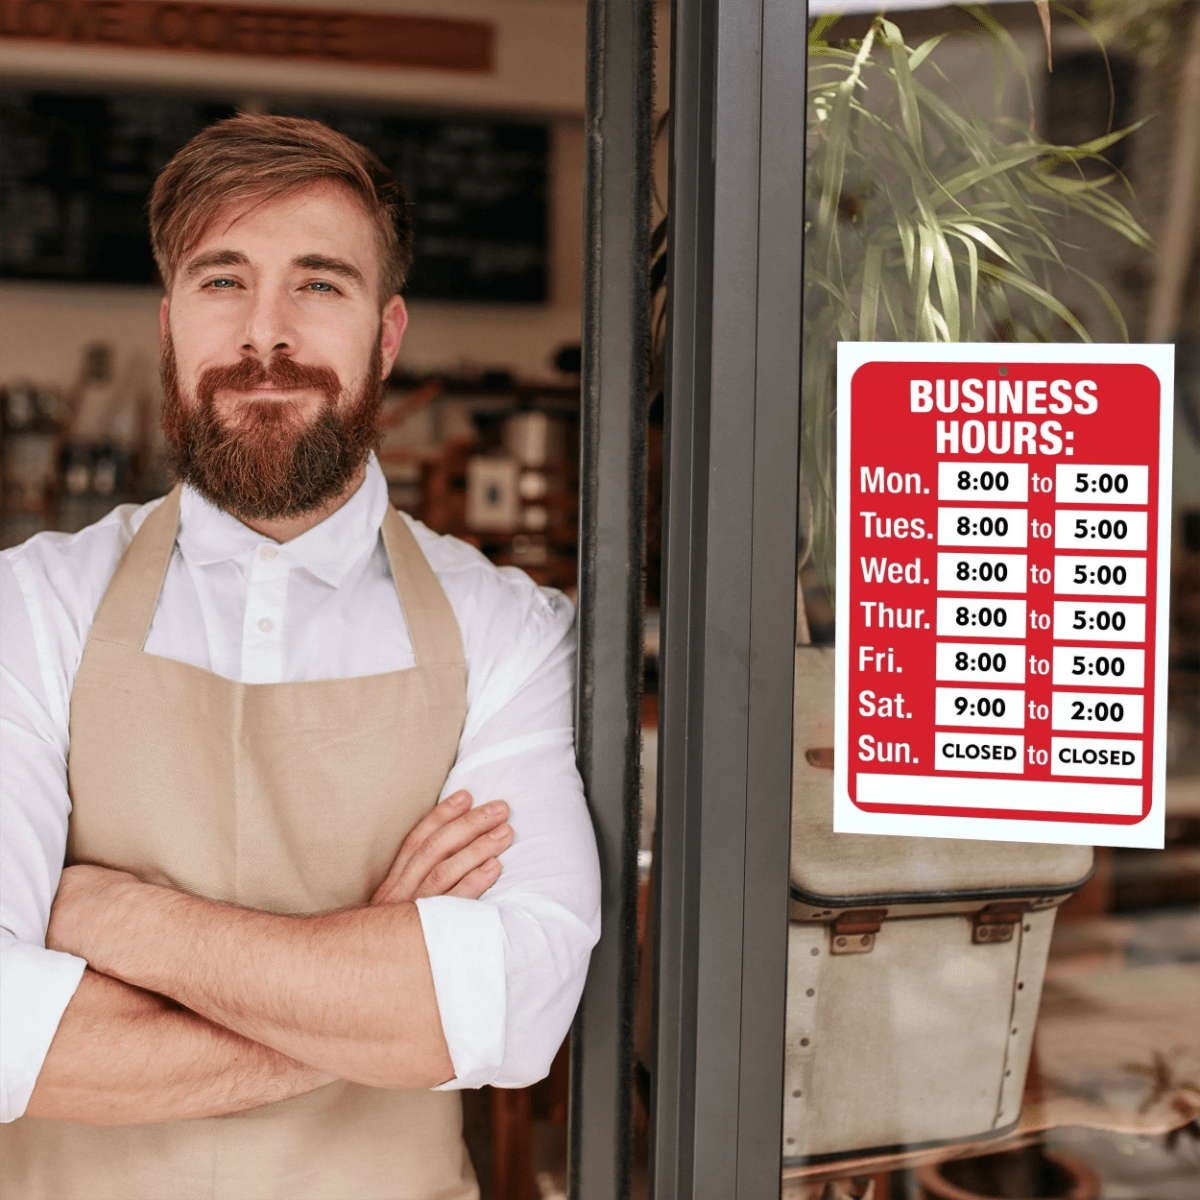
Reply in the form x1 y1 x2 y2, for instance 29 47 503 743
418 585 601 1090
1 552 88 1122
0 940 86 1122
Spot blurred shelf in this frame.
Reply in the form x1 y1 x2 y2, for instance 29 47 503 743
1167 776 1200 817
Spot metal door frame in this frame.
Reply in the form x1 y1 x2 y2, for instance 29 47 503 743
571 3 654 1198
572 3 807 1197
651 2 807 1197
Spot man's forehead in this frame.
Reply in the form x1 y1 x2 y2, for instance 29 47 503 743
183 182 377 274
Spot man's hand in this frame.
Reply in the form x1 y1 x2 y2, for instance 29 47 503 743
370 790 513 906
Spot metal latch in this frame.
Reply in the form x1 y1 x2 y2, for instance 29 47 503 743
972 902 1029 945
830 908 887 955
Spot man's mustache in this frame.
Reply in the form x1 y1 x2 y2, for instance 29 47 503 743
196 356 342 407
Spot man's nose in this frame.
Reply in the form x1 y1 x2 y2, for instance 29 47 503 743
240 285 297 358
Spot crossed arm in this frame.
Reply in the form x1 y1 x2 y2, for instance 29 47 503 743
26 791 513 1125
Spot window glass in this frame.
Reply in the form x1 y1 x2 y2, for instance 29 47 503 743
786 5 1200 1197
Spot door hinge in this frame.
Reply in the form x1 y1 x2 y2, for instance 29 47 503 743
972 902 1029 945
830 908 887 955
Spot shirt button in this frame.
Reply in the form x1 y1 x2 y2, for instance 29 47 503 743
257 617 274 633
259 545 279 562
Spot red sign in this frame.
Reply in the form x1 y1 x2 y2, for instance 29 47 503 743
834 344 1173 849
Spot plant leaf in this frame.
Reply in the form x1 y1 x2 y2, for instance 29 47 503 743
1069 265 1130 342
927 216 961 341
859 239 884 341
978 262 1091 341
908 34 948 73
942 219 1018 268
914 223 937 338
814 24 878 268
948 230 980 332
881 17 926 169
1036 0 1053 72
810 13 841 46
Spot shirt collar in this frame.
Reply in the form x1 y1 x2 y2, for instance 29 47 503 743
177 454 390 588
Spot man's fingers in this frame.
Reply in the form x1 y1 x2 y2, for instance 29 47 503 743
398 791 473 865
371 798 510 905
370 791 472 904
388 801 509 902
373 821 510 906
370 874 405 907
446 857 503 900
413 822 513 900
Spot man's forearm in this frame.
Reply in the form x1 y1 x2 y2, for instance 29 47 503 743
24 969 333 1125
53 879 454 1090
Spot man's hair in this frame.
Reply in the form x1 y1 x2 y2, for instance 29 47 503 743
149 114 414 299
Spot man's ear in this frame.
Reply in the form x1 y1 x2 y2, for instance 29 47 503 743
159 296 170 343
379 296 408 378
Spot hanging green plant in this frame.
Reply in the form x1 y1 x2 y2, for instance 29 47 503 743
802 7 1153 603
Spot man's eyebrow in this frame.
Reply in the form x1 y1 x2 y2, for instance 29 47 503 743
182 249 250 278
293 254 366 287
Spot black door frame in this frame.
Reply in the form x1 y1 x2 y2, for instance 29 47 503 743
571 3 654 1198
573 3 807 1197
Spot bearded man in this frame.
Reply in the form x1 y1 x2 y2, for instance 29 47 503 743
0 115 600 1200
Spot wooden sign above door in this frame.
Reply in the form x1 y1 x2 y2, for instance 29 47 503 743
0 1 493 71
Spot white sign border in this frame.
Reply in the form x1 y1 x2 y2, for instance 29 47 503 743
832 341 1174 849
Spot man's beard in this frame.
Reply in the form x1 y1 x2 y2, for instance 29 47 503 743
160 336 384 521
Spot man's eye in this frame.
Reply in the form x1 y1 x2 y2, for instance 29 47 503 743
306 281 336 293
206 278 238 289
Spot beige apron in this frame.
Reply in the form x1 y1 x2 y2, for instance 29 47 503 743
1 486 478 1200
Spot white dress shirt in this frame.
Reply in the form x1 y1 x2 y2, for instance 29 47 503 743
0 456 600 1122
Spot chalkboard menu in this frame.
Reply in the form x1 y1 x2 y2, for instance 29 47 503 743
0 91 235 284
0 89 549 302
276 101 547 302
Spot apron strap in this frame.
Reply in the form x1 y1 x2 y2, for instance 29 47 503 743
381 506 466 669
87 484 184 650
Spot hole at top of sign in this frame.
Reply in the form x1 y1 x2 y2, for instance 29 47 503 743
999 367 1009 376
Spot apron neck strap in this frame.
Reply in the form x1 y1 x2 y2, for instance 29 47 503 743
88 484 184 650
88 484 464 671
380 506 464 669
